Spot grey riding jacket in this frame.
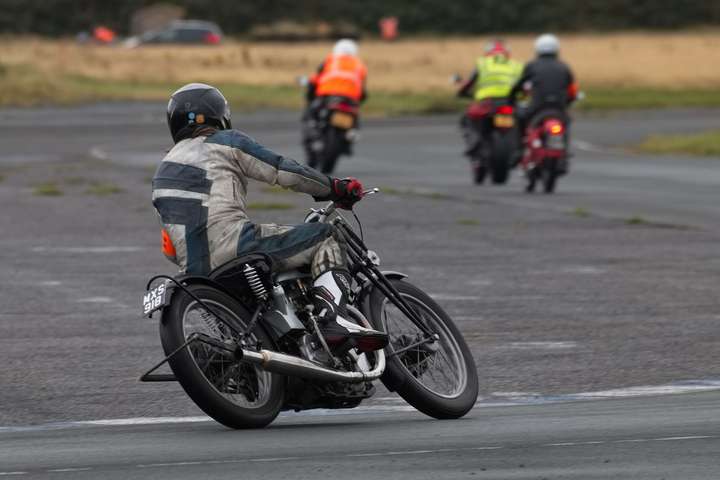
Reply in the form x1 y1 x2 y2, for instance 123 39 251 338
151 129 332 274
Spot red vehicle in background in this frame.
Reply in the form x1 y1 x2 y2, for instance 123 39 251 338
520 111 569 193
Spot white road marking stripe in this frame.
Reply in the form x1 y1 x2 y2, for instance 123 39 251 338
651 435 715 442
31 246 145 253
544 441 605 446
46 468 92 473
0 473 27 476
76 297 113 303
3 379 720 433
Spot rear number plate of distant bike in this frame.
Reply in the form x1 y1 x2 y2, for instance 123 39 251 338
142 282 170 317
330 112 354 129
493 115 514 128
547 136 566 149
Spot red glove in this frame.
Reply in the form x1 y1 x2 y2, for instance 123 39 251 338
331 177 364 209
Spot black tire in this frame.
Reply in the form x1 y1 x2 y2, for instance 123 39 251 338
489 131 512 185
160 285 284 429
366 279 478 419
471 158 486 184
542 159 558 194
321 127 345 174
306 147 319 169
525 169 537 193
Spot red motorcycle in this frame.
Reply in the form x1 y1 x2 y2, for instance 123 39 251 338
462 100 518 185
520 111 569 193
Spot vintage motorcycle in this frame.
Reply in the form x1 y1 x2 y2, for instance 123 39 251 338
141 191 479 429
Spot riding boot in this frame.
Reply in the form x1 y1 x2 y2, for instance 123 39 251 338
311 270 388 353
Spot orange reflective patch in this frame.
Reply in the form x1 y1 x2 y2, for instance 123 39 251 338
161 229 176 258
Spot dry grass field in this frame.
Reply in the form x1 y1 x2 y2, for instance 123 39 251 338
1 31 720 110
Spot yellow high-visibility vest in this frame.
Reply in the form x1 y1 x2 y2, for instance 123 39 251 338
474 56 523 101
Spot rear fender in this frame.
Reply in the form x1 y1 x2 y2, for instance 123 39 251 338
157 275 237 325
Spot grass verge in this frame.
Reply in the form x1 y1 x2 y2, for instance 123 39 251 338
33 182 63 196
247 202 295 210
4 63 720 114
85 182 125 195
636 130 720 156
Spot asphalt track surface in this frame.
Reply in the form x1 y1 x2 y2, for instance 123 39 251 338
1 104 719 478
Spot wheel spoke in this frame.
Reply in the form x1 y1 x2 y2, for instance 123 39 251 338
183 300 272 408
381 293 467 398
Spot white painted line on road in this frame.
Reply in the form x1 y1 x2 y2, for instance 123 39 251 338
81 416 209 427
572 380 720 398
31 246 145 254
429 294 482 301
88 147 109 161
651 435 715 442
3 379 720 434
0 473 26 476
501 341 578 350
75 297 113 304
544 441 605 446
46 468 92 473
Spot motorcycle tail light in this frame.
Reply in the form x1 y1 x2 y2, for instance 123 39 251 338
497 105 514 115
545 119 564 135
331 103 358 114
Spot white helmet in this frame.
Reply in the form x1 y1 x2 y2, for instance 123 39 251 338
534 33 559 55
333 38 358 57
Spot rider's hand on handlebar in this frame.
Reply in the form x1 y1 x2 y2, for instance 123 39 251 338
331 177 364 210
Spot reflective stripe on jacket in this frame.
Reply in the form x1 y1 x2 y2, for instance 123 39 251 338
474 56 523 101
315 54 367 102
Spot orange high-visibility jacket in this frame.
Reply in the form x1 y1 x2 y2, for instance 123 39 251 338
313 54 367 102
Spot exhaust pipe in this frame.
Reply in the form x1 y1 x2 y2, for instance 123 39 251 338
236 347 385 384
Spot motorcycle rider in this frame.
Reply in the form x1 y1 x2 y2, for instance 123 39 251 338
509 33 578 136
302 39 367 157
153 83 387 352
457 39 523 154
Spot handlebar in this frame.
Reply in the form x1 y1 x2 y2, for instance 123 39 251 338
305 188 380 224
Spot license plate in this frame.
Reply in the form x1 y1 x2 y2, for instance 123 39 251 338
546 135 566 149
330 112 354 129
142 282 171 317
493 114 514 128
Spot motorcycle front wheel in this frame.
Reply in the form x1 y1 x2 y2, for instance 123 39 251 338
367 279 478 419
160 285 285 429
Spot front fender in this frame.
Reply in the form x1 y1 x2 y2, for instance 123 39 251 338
356 270 408 319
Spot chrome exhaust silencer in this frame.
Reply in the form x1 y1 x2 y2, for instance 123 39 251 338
236 347 385 383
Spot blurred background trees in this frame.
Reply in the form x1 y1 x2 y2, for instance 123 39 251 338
1 0 720 37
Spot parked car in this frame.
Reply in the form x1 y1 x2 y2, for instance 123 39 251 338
124 20 223 47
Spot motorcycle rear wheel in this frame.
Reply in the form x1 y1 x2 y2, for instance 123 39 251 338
160 285 284 429
489 131 512 185
320 127 345 174
542 159 558 194
367 279 478 419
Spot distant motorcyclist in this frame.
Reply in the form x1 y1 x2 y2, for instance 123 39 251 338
302 39 367 156
457 39 523 154
509 34 578 135
153 83 387 352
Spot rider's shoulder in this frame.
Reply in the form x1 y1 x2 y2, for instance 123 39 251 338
205 129 259 150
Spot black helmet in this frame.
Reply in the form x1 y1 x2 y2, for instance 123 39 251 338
167 83 231 143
